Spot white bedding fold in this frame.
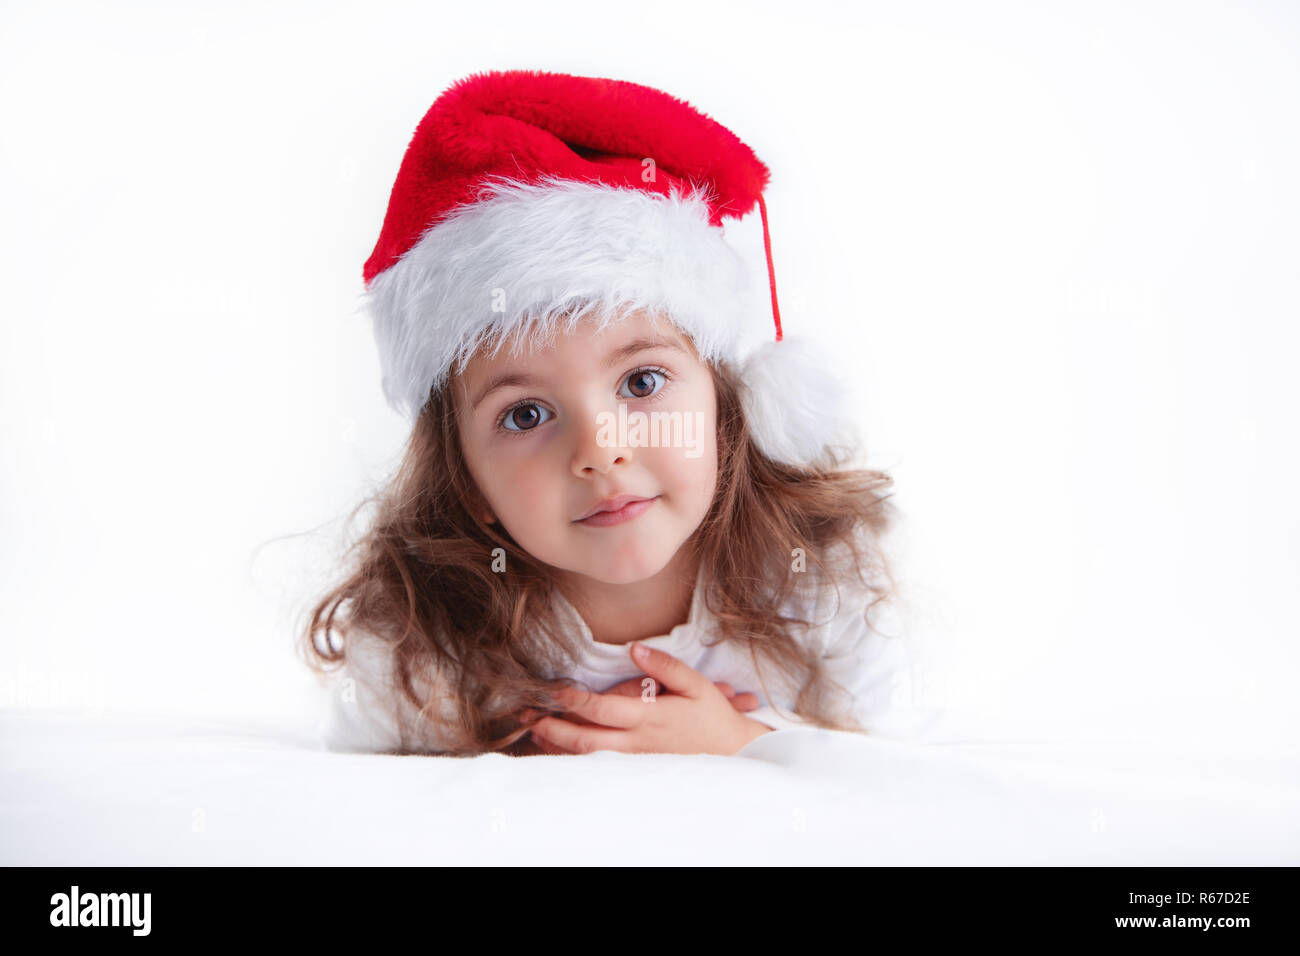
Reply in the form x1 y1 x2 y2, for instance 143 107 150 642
1 709 1295 865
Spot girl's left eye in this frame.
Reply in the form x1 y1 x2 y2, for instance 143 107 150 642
618 367 669 401
495 366 671 436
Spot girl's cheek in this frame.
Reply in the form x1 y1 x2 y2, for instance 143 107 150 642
490 429 552 458
491 435 565 482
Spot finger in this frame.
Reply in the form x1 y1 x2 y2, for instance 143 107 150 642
715 682 736 698
531 732 573 755
511 734 557 756
729 692 759 711
628 643 712 700
519 705 585 749
549 685 646 730
530 704 597 729
605 677 660 699
551 677 652 700
531 715 633 755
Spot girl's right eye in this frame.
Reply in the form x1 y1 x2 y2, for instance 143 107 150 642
497 401 553 434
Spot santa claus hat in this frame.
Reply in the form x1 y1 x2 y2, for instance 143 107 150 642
362 68 857 469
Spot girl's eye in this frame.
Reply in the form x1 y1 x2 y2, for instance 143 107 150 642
495 367 671 435
498 402 554 433
618 367 668 401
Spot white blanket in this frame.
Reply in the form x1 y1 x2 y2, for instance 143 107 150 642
1 708 1295 865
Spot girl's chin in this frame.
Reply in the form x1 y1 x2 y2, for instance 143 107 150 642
562 552 678 586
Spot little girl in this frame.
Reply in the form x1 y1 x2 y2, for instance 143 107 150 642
301 69 921 757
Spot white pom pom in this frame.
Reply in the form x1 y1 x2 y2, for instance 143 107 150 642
737 335 860 469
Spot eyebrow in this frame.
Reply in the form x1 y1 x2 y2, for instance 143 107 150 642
469 336 689 412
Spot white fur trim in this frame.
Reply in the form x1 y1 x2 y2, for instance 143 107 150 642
739 335 861 469
363 175 760 419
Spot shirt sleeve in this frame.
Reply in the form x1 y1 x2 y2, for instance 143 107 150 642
745 705 815 733
741 542 942 743
816 562 944 738
317 629 457 755
735 574 908 738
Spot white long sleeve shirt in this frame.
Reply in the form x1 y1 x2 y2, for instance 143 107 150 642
318 539 935 757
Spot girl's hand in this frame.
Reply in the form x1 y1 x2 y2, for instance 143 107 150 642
521 675 760 756
527 644 774 756
601 675 761 711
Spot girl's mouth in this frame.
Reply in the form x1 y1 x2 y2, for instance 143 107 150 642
575 495 660 527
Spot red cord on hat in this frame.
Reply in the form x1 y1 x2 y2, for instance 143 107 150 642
756 192 783 343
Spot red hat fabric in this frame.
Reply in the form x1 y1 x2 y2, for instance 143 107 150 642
364 69 771 283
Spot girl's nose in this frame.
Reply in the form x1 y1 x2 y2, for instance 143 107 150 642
572 433 629 476
570 401 632 476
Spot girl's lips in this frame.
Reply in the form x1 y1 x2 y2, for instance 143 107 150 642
575 495 659 527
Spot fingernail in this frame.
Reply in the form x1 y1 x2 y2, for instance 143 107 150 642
632 642 649 661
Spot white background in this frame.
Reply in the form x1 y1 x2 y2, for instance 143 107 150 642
2 0 1296 754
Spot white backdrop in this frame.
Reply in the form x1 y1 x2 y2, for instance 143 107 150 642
2 0 1297 755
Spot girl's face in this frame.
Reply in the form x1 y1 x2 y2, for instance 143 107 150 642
454 309 719 585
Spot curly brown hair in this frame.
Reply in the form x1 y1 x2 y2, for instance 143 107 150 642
296 347 901 756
